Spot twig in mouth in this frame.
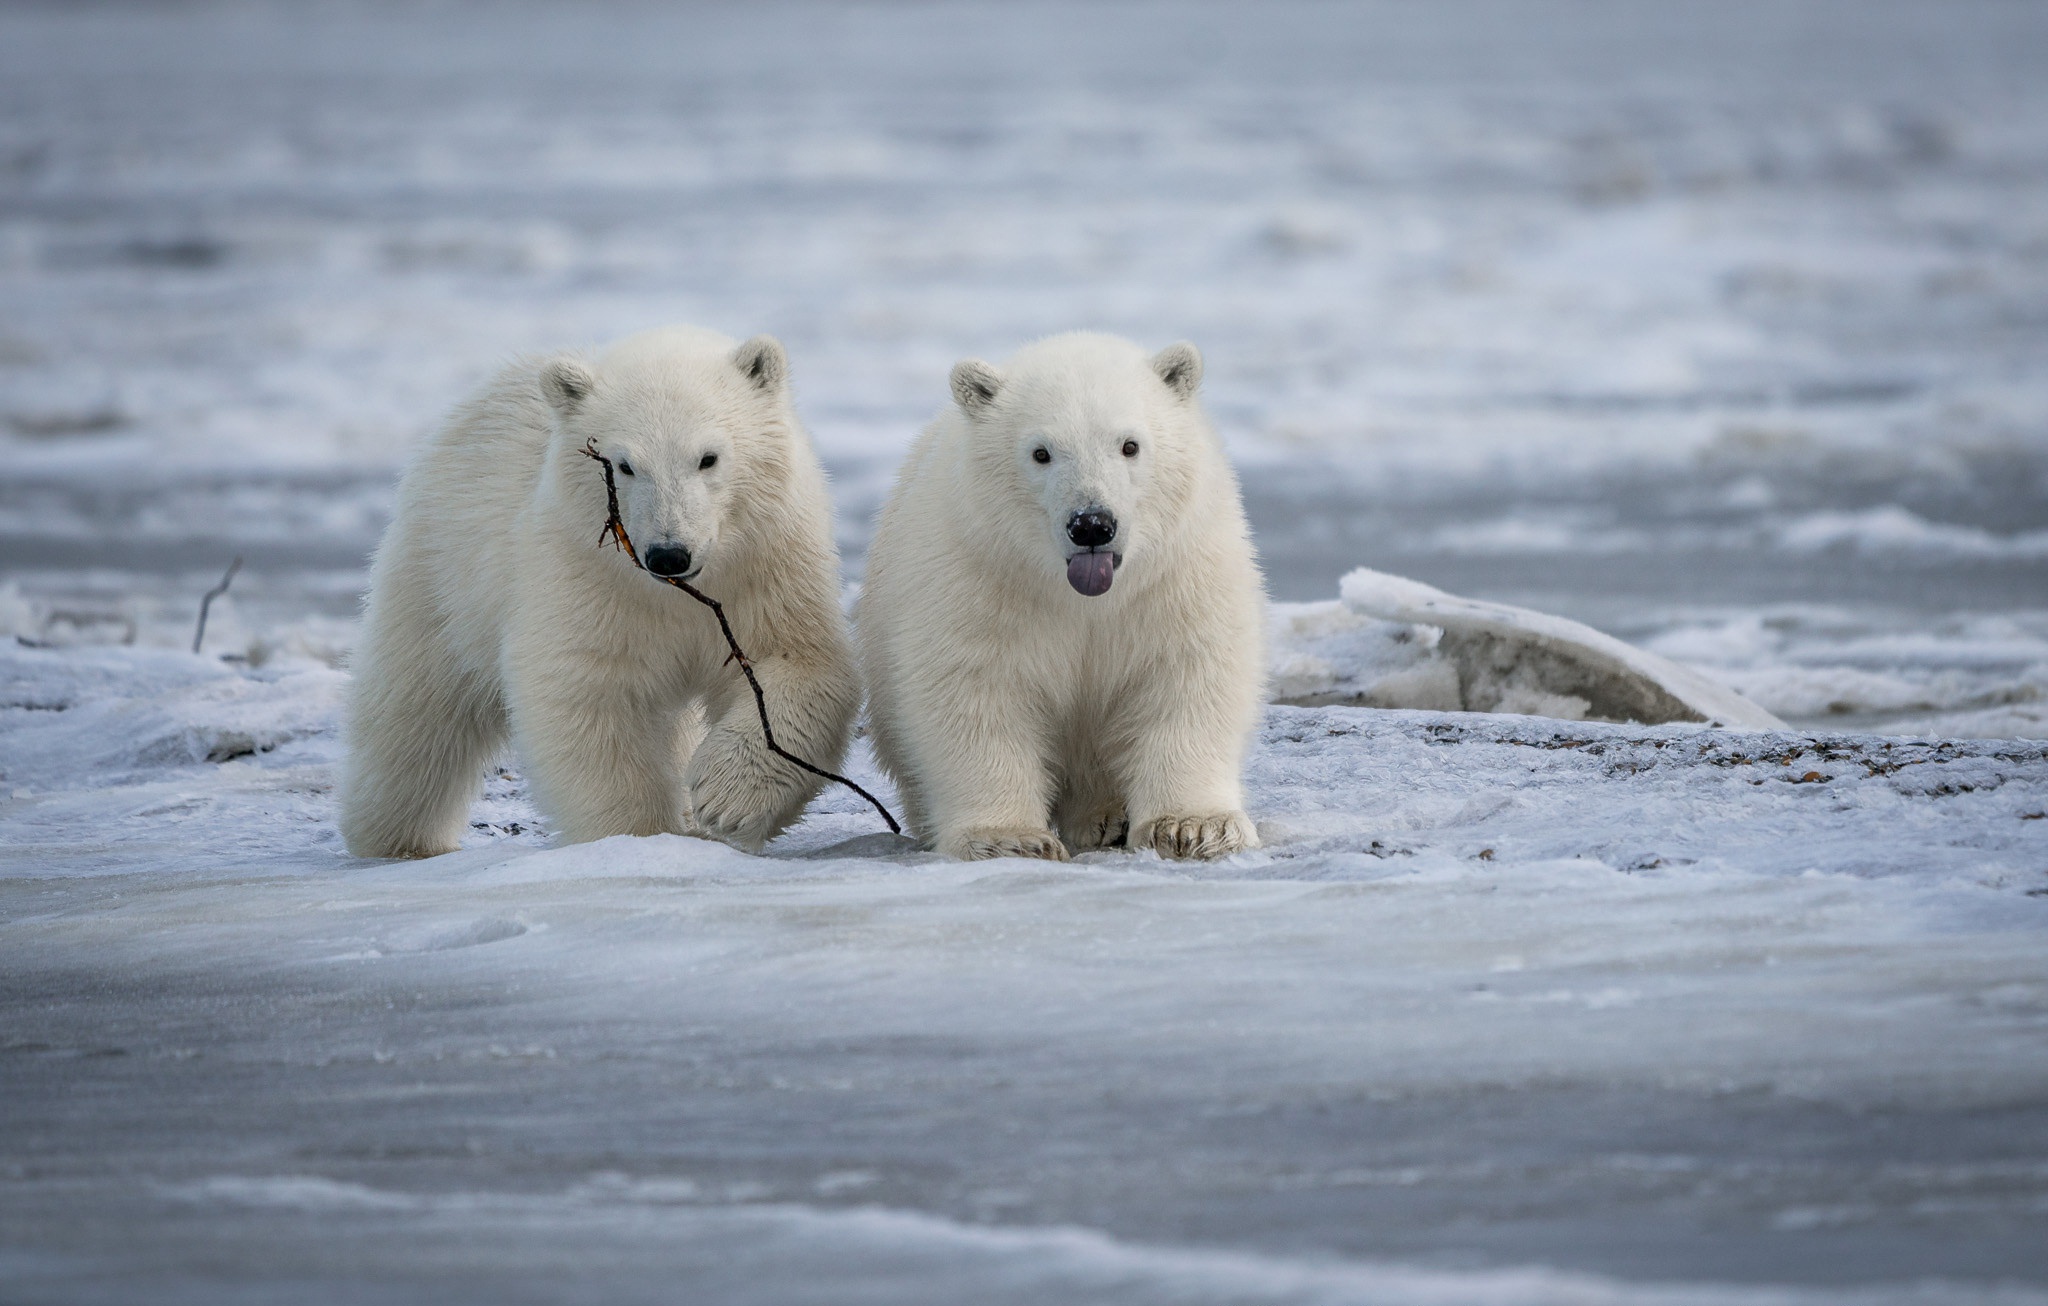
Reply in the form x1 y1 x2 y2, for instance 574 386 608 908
580 438 900 835
192 556 243 655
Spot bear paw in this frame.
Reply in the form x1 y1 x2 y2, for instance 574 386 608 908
1136 811 1257 860
687 736 784 852
943 826 1071 863
690 784 772 851
1060 807 1129 851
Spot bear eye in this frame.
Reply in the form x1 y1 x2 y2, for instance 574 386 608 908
1032 447 1051 465
699 452 718 470
616 458 635 476
1121 439 1140 458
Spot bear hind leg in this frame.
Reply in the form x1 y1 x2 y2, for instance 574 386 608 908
1054 752 1128 852
342 665 505 859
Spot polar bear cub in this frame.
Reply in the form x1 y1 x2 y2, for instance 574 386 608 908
341 326 858 858
858 332 1266 861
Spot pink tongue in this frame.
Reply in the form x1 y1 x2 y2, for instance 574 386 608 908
1067 551 1116 596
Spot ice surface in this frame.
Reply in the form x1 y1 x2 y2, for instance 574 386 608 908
5 636 2048 1301
5 0 2048 1299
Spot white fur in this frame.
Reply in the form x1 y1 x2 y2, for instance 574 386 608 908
858 332 1266 862
341 326 858 858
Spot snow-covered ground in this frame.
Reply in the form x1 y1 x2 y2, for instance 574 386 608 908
3 1 2047 1300
6 639 2048 1303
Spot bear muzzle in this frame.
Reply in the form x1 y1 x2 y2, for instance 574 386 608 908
1063 508 1120 596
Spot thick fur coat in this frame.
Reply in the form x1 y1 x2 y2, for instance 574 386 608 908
342 326 858 857
858 332 1266 861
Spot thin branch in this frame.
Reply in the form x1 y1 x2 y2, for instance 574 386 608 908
192 556 243 655
580 439 900 835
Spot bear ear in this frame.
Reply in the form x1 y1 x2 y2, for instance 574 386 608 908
732 335 788 393
950 359 1004 416
1152 341 1203 401
539 358 596 415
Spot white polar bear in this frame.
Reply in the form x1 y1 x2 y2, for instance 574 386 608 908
858 332 1266 862
341 326 859 858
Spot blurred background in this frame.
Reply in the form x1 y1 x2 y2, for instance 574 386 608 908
3 0 2046 737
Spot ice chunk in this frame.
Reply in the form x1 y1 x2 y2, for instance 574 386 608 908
1272 569 1785 730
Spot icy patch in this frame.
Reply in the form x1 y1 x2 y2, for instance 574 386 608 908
74 1185 2048 1306
169 1175 423 1213
1777 507 2048 559
1643 610 2048 737
1271 569 1783 729
0 643 344 791
376 916 530 955
1267 598 1459 711
1426 515 1652 557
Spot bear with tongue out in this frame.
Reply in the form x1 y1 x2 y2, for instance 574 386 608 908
857 332 1267 861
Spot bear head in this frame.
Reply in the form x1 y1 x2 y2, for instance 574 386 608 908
949 332 1206 598
540 327 794 585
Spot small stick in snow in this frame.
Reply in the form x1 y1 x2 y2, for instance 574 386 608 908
580 439 900 835
192 556 243 656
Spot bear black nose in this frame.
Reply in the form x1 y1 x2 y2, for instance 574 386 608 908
644 543 693 578
1066 508 1117 549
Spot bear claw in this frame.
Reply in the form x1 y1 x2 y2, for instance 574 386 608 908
688 772 776 851
1061 808 1130 851
946 827 1071 862
1137 811 1257 860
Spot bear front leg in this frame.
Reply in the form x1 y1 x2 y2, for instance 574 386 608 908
908 677 1067 862
686 653 858 852
507 667 690 844
1121 676 1260 862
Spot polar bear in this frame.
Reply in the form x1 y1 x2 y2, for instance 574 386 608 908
341 326 859 858
858 332 1265 862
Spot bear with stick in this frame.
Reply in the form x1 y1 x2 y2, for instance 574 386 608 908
341 327 860 857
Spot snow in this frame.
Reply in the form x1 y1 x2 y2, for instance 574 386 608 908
5 0 2048 1300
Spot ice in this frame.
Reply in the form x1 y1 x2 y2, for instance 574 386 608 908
1776 508 2048 560
1641 611 2048 738
1271 569 1785 729
5 0 2048 1299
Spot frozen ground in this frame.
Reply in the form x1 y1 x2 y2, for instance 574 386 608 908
3 0 2048 1301
4 641 2048 1304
